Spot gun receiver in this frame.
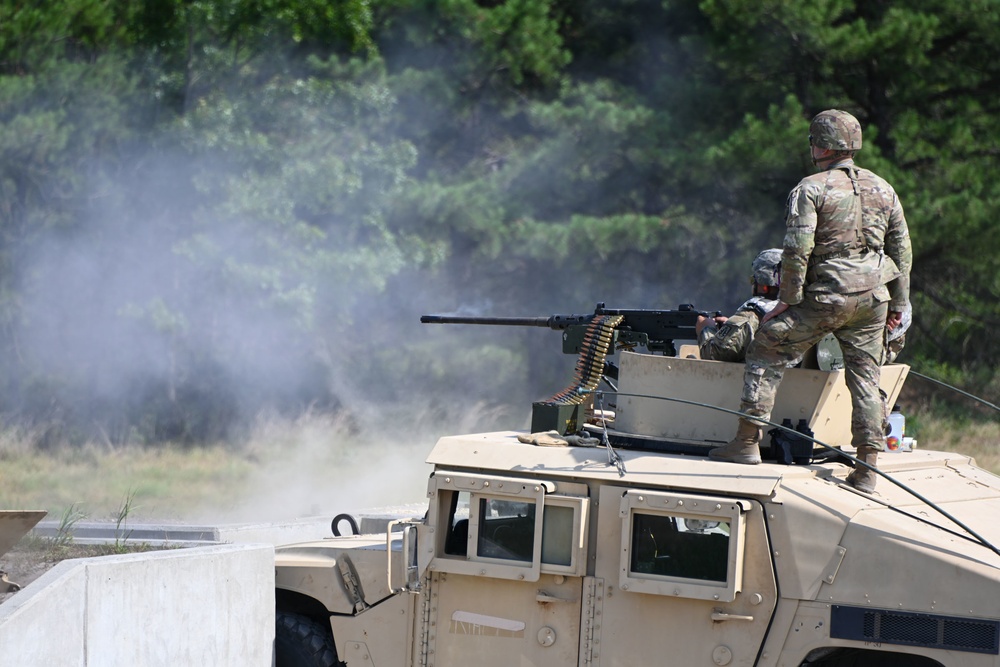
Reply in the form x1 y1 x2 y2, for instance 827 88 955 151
421 302 711 357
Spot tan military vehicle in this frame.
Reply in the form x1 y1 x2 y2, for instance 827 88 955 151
274 306 1000 667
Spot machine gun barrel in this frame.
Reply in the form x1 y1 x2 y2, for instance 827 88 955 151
421 303 716 356
420 314 592 330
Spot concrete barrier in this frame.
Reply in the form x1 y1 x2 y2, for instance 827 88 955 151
0 543 274 666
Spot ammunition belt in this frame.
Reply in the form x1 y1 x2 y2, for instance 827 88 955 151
539 314 624 406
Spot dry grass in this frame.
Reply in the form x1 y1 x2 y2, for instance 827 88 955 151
912 416 1000 474
0 412 435 524
0 444 261 521
1 409 997 526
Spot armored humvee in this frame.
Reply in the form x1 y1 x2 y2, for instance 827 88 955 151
274 306 1000 667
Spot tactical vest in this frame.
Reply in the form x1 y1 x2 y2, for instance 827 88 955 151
804 163 894 293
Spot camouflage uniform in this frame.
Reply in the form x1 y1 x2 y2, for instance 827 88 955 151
698 296 777 362
740 153 912 452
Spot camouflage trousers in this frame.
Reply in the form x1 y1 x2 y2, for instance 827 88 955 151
739 289 888 451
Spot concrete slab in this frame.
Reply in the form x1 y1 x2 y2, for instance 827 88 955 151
30 517 335 548
31 506 427 548
0 543 274 666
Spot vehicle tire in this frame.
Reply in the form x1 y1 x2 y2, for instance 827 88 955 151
803 648 943 667
275 611 342 667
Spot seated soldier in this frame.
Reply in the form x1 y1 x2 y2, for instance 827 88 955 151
696 249 781 362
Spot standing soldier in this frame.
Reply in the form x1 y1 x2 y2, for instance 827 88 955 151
709 109 912 494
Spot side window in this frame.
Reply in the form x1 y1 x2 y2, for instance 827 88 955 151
430 473 588 581
477 497 536 562
620 490 748 602
630 513 730 582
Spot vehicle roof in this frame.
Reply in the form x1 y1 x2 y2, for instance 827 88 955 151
428 431 984 497
428 430 780 496
427 431 1000 565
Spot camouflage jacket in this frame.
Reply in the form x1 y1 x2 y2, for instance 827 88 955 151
698 297 777 362
778 159 912 311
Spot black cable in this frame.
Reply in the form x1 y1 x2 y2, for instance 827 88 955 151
908 370 1000 414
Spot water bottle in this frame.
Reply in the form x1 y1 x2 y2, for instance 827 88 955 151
886 405 905 452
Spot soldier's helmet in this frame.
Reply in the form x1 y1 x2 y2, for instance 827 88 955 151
751 248 782 287
809 109 862 151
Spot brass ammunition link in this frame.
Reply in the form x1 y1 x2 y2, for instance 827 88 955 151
539 315 624 407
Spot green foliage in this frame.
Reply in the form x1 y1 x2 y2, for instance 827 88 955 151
179 55 422 310
456 0 571 87
382 0 571 88
1 0 999 443
54 502 87 547
0 1 132 74
113 488 137 551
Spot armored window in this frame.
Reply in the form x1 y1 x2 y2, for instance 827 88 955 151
630 514 730 583
541 503 575 566
477 497 536 561
620 490 748 602
429 473 588 581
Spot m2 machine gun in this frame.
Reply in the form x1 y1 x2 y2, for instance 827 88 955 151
421 302 710 357
421 302 717 434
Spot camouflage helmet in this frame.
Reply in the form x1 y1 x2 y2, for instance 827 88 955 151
809 109 862 151
751 248 782 287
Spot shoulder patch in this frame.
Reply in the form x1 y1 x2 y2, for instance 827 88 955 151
786 188 800 216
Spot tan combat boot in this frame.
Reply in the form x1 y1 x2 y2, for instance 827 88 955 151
846 445 879 493
709 420 763 464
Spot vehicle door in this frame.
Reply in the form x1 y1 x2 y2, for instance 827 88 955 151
590 485 777 667
419 472 590 667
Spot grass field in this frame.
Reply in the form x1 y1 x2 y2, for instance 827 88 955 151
2 410 998 527
0 413 436 525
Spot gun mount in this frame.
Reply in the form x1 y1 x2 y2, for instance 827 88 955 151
422 303 715 433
